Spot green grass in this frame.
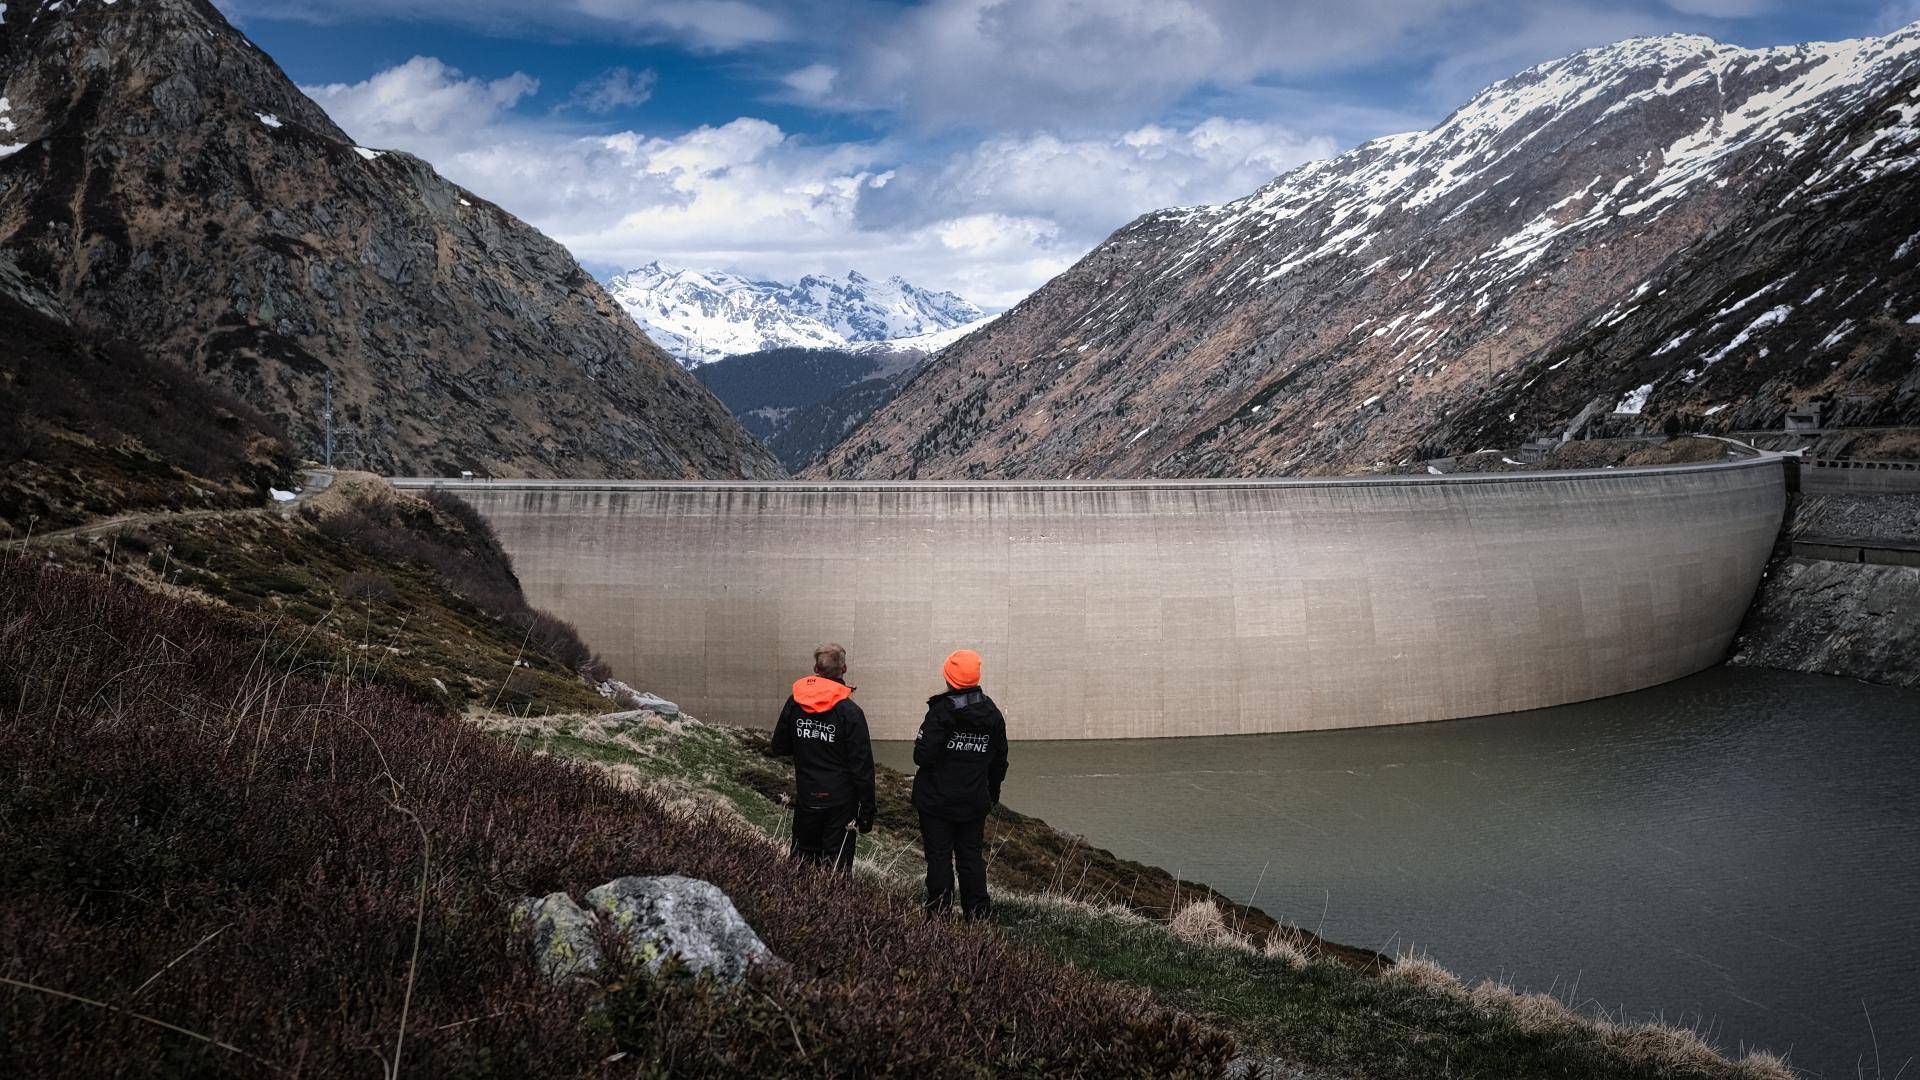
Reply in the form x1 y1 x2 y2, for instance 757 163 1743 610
992 900 1785 1079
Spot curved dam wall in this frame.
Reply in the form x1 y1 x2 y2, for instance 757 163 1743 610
397 459 1785 740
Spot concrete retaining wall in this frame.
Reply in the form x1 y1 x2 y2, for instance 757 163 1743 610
397 459 1785 740
1802 459 1920 494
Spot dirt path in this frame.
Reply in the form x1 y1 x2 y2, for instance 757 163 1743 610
36 469 336 542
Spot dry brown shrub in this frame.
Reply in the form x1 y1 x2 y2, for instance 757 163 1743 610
1169 899 1253 952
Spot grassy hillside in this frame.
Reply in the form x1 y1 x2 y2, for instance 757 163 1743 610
38 473 611 716
0 556 1233 1076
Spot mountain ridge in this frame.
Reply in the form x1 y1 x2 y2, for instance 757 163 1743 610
815 25 1920 480
607 260 985 366
0 0 780 480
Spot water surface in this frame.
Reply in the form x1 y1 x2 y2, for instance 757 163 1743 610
877 667 1919 1077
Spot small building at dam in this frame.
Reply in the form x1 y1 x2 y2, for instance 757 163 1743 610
397 458 1785 740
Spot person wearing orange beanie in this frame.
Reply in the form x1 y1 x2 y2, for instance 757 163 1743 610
769 643 875 872
910 649 1008 917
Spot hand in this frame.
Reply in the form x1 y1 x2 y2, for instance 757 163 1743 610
844 820 859 831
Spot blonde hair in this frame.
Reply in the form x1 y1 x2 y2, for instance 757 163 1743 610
813 643 848 678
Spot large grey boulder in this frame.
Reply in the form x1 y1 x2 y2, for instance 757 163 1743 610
628 693 681 718
584 875 777 985
596 681 682 717
510 892 601 981
512 876 778 987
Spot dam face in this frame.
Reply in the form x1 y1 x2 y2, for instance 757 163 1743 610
399 460 1785 740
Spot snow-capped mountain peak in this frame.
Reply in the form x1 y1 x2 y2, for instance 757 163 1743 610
608 262 986 366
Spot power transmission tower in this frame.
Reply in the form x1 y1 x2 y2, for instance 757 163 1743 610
322 370 335 468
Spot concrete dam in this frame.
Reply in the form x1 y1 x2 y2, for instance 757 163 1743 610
397 458 1785 740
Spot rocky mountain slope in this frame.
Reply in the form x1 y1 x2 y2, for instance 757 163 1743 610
817 26 1920 480
0 0 779 480
0 254 292 533
608 261 984 366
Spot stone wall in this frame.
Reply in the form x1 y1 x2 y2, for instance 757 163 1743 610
400 460 1785 740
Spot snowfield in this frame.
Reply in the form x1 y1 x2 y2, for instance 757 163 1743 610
607 261 986 366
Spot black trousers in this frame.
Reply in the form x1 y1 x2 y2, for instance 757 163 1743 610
919 811 988 917
790 801 858 872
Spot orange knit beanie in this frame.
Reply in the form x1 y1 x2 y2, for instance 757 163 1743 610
942 649 982 689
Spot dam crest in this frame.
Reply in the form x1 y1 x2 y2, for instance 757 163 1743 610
397 458 1785 740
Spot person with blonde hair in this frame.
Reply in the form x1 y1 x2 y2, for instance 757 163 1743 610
910 648 1008 917
769 643 875 872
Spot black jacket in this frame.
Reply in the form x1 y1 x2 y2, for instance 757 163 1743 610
770 675 876 829
911 686 1009 821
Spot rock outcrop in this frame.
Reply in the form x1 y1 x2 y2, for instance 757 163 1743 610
815 26 1920 480
513 875 778 986
513 892 604 983
0 0 780 480
1732 559 1920 686
1730 492 1920 687
0 252 291 532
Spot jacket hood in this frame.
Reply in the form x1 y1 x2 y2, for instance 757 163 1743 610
793 675 853 714
929 687 1000 726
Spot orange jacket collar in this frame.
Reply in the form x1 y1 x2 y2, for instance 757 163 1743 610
792 675 853 714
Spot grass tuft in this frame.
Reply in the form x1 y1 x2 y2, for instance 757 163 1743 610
1170 899 1254 953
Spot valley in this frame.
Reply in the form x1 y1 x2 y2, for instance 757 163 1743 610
2 1 1915 1077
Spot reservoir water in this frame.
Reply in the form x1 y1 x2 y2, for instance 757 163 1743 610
876 666 1919 1077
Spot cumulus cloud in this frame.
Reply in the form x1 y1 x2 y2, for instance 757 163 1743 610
860 120 1337 241
301 56 1339 307
780 63 838 100
575 116 1334 305
566 66 658 113
304 57 538 146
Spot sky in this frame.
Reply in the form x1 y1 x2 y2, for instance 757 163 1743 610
216 0 1917 309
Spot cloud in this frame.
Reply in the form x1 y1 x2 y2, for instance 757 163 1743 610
236 0 1876 142
1419 3 1676 108
1877 0 1920 32
567 66 658 113
303 57 538 146
809 0 1471 130
781 63 838 100
1662 0 1772 16
219 0 793 50
300 56 1341 308
577 115 1334 306
861 120 1337 240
